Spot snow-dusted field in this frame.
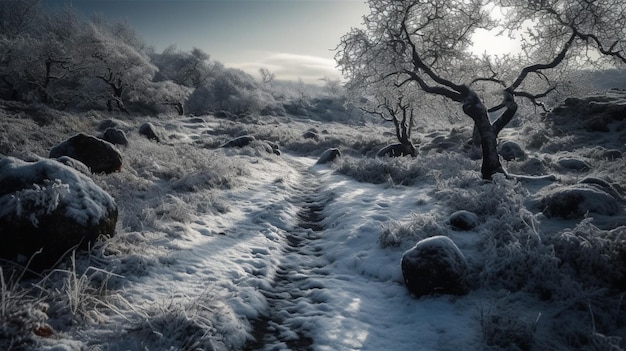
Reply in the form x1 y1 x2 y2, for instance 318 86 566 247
1 92 625 350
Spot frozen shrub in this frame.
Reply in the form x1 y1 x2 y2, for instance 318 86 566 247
0 270 50 349
478 300 540 351
436 175 564 295
333 155 427 185
435 173 527 221
547 220 626 292
379 213 447 248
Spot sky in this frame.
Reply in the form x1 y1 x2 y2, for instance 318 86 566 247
45 0 370 84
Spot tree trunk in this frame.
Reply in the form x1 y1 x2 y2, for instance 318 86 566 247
462 90 503 180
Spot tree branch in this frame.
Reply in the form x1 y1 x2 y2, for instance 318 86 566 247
508 32 576 91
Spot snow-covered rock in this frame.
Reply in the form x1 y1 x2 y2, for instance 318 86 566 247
139 122 161 142
316 148 341 164
0 157 118 271
55 156 90 175
519 157 547 176
401 236 469 297
585 146 623 161
222 135 255 148
540 184 621 219
102 127 129 146
49 133 123 174
498 140 526 161
303 131 319 140
449 210 479 231
557 158 591 172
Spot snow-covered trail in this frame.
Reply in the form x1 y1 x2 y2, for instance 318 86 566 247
81 150 484 351
244 161 334 350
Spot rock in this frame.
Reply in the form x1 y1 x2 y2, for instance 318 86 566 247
55 156 90 175
303 131 319 140
579 177 626 203
0 157 117 271
498 140 526 161
214 110 233 119
102 128 128 146
266 141 281 156
401 236 469 297
376 143 416 157
316 148 341 165
139 122 161 142
586 147 623 161
97 118 129 132
186 117 206 124
222 135 255 148
449 210 479 231
557 158 591 171
540 184 621 219
519 157 546 176
49 133 122 174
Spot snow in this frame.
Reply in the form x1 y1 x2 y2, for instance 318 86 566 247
0 157 116 226
3 94 626 350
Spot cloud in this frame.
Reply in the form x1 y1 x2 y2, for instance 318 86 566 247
229 52 342 85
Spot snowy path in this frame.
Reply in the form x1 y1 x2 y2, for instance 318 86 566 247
80 152 483 351
245 161 333 350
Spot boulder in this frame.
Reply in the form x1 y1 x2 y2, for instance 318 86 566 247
449 210 479 231
519 157 547 176
222 135 255 148
376 143 416 158
139 122 161 142
49 133 122 174
102 128 129 146
97 118 129 132
55 156 90 175
579 177 626 204
498 140 526 161
401 236 469 297
540 184 621 219
266 141 281 156
586 147 623 161
557 158 591 172
0 157 117 271
316 148 341 165
303 131 319 140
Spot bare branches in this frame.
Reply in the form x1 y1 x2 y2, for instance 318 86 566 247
573 30 626 64
399 10 465 98
508 32 576 92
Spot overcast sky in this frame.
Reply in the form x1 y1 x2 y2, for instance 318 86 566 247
45 0 369 84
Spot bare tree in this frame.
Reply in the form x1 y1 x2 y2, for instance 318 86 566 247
0 0 42 38
336 0 626 179
259 67 276 86
363 90 418 157
78 18 158 113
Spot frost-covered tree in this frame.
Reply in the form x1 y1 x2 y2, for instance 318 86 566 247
76 18 158 113
336 0 626 179
361 80 418 156
259 67 276 86
0 0 41 38
152 46 214 89
27 9 87 106
0 0 43 100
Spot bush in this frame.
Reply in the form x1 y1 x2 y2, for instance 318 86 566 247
333 155 427 185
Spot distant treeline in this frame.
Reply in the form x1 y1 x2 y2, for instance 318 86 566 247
0 0 344 117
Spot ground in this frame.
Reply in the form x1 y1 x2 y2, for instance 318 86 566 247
0 95 625 350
